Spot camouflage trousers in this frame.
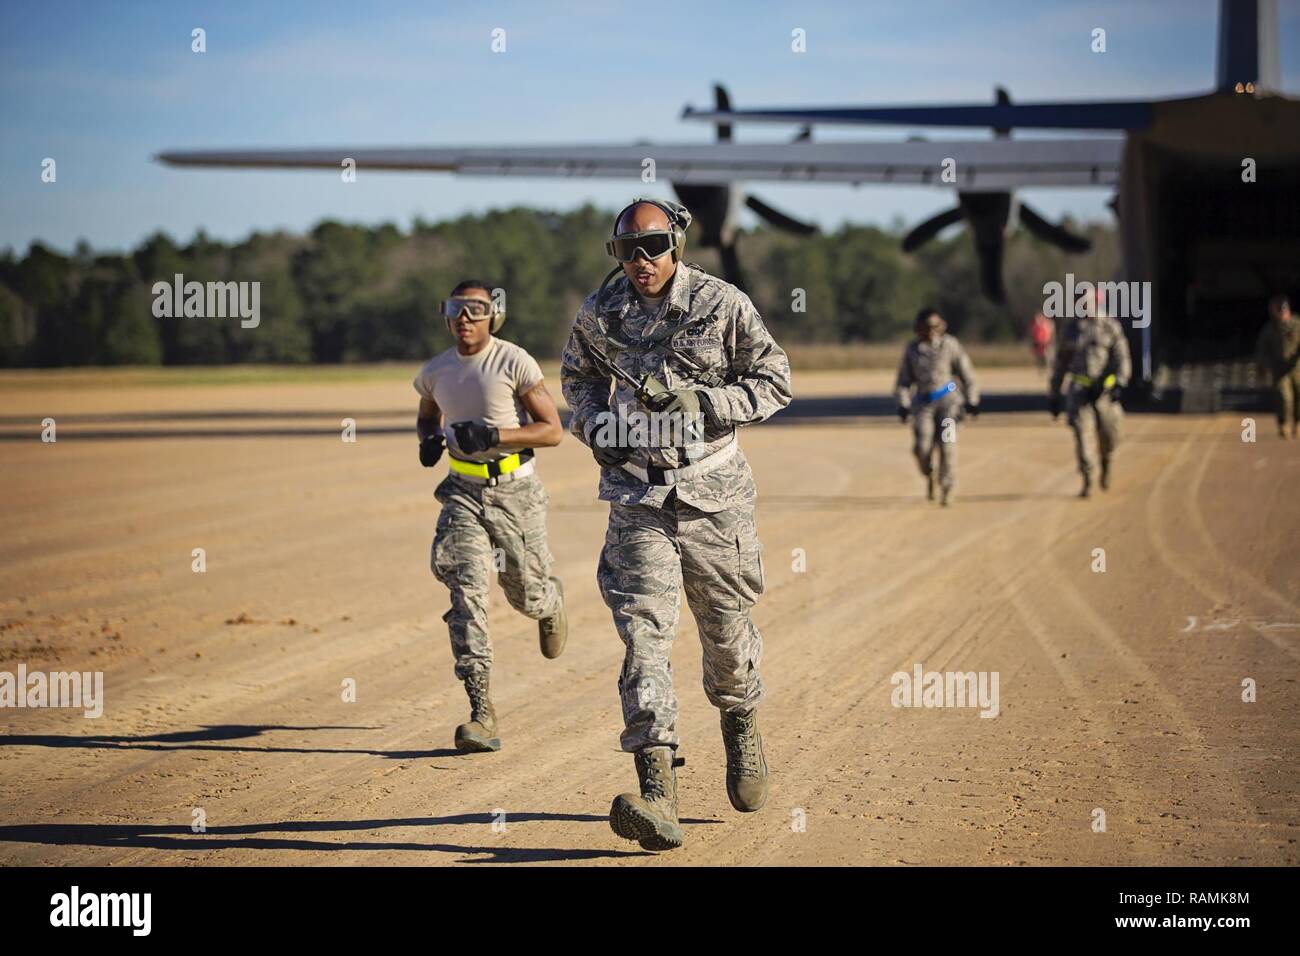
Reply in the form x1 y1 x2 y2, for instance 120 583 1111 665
1273 373 1300 427
1068 390 1123 477
431 472 561 680
912 394 963 491
598 487 766 753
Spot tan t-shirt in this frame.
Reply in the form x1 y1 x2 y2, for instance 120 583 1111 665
413 337 545 463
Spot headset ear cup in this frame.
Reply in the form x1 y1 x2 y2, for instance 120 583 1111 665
491 311 506 334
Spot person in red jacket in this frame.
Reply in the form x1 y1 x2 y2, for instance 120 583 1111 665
1030 311 1055 372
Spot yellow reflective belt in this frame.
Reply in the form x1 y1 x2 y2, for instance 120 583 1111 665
449 452 525 479
1072 373 1116 388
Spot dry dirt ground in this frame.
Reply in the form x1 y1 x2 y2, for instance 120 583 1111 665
0 367 1296 866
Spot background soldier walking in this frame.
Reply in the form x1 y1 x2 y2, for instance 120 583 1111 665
1255 294 1300 439
561 199 792 851
895 308 980 507
415 280 568 753
1049 293 1132 497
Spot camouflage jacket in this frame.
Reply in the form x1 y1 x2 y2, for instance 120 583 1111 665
1050 315 1132 396
1255 317 1300 380
561 262 793 512
894 334 980 408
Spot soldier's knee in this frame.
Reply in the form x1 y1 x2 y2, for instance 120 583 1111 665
506 581 549 619
432 550 463 585
693 573 762 620
433 540 488 594
700 643 761 701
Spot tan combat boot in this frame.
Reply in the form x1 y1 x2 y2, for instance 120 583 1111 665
454 672 500 753
609 747 684 851
721 709 769 812
538 580 567 659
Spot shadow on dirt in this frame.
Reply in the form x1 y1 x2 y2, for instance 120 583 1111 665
0 812 724 862
0 724 460 760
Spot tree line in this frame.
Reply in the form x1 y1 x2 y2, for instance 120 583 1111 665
0 205 1118 367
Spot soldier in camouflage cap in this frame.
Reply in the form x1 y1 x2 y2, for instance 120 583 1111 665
415 279 568 754
1254 295 1300 439
895 308 980 507
1049 291 1132 497
561 199 792 851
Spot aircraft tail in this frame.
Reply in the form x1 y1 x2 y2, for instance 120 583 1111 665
1216 0 1279 93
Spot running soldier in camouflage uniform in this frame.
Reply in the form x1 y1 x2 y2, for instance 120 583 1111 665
1049 297 1132 498
415 280 568 753
1254 294 1300 439
561 199 792 851
895 308 980 506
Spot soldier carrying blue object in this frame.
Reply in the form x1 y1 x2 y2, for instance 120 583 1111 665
895 308 980 507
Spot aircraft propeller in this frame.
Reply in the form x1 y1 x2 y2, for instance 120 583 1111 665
900 88 1092 303
672 85 818 292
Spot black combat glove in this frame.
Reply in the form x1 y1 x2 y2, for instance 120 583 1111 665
1049 395 1062 420
897 406 910 424
1109 384 1123 405
419 433 445 468
584 415 632 468
587 416 631 468
964 401 980 418
450 421 499 454
591 441 632 468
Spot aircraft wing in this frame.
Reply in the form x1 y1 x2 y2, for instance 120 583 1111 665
157 138 1122 190
681 99 1155 131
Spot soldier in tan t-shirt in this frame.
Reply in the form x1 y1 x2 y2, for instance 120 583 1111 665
413 279 567 753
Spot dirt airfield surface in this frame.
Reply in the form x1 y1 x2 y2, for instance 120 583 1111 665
0 366 1297 866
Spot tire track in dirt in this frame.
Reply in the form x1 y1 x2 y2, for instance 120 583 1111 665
1143 420 1300 664
1016 431 1279 858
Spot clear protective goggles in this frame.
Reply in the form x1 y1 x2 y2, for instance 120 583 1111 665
605 229 675 262
441 296 495 321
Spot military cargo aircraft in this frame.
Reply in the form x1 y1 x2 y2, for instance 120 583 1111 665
160 0 1298 397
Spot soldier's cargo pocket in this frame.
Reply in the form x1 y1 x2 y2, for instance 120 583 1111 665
517 482 553 587
736 535 765 609
514 521 551 616
431 511 461 583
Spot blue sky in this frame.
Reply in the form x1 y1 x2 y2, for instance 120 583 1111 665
2 0 1298 254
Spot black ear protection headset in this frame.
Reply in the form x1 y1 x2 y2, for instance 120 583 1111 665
605 197 693 263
